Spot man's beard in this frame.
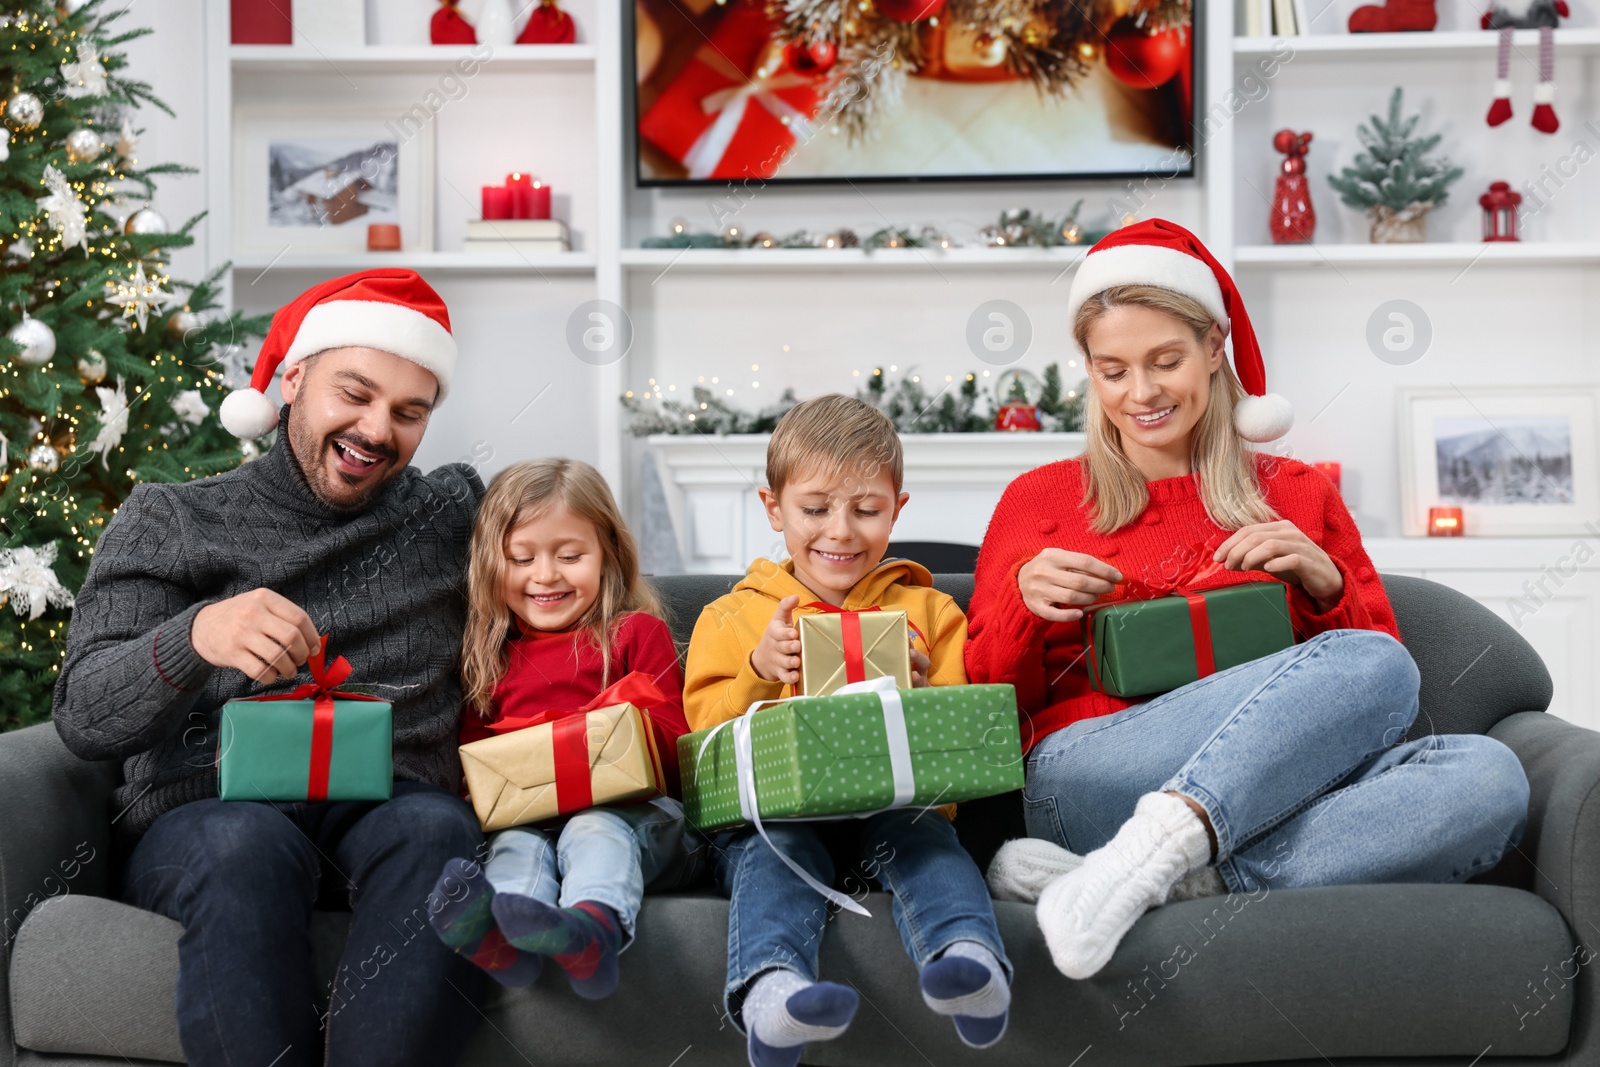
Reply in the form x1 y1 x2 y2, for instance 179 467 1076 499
287 404 400 513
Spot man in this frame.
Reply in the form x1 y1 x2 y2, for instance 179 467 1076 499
53 269 489 1065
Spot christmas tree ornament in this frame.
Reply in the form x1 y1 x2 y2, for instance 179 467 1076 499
0 542 76 621
5 91 42 130
171 388 209 426
240 439 262 462
994 369 1044 431
124 207 170 235
430 0 477 44
65 127 101 163
1483 1 1565 134
6 238 31 262
76 347 106 383
0 429 8 467
26 442 59 471
104 260 176 332
518 0 577 43
1270 129 1316 244
783 36 838 74
971 31 1007 67
114 119 137 160
38 165 89 253
1328 87 1463 243
87 375 130 468
167 306 202 340
752 231 777 248
820 229 858 249
60 41 108 97
0 130 10 163
1066 219 1294 442
1104 19 1188 90
9 315 56 366
874 0 944 21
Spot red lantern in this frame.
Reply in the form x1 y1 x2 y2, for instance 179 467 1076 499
873 0 946 22
1104 20 1188 90
1479 180 1522 242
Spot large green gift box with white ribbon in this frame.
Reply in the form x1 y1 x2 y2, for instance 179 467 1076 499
677 678 1025 833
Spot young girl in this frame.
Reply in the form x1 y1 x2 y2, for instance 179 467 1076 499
427 458 699 997
966 219 1529 979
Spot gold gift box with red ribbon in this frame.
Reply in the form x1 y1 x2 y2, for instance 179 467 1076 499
459 672 670 832
797 605 912 697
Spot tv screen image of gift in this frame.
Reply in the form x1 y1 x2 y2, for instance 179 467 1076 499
1434 416 1574 505
633 0 1195 184
267 138 399 228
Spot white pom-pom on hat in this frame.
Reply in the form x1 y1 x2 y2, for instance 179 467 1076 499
218 387 279 439
221 268 457 439
1067 219 1293 442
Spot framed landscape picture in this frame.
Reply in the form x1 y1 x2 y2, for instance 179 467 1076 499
1398 386 1600 536
232 107 434 257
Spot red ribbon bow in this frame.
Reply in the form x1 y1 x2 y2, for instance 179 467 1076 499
486 670 671 815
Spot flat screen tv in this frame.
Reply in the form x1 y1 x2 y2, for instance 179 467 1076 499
633 0 1196 187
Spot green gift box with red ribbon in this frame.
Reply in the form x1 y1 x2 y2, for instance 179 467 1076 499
217 635 393 803
1084 579 1294 699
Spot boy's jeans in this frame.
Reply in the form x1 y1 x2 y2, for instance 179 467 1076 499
1024 629 1530 893
484 796 703 948
710 807 1012 1030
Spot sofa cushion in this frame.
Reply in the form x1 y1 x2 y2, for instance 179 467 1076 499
15 884 1572 1066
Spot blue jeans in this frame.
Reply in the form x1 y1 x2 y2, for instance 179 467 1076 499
710 808 1012 1030
483 796 704 948
121 780 486 1067
1024 629 1530 893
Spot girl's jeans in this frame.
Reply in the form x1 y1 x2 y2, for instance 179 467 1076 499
483 796 703 949
1024 629 1530 893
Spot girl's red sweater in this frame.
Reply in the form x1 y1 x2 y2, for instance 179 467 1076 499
963 454 1401 754
458 611 690 797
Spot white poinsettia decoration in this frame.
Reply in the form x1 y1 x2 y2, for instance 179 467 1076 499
37 165 88 254
170 388 208 426
104 261 173 332
0 542 76 621
88 374 130 468
60 41 107 97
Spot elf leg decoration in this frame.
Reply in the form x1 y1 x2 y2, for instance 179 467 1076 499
1532 24 1559 133
1487 25 1514 127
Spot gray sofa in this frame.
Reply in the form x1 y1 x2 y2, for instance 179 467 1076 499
3 573 1596 1066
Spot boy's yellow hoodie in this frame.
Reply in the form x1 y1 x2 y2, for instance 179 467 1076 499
683 556 968 732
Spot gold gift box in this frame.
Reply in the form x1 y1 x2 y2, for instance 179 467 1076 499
459 703 665 832
798 609 912 697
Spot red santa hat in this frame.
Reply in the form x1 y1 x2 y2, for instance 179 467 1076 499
219 268 457 439
1065 218 1293 443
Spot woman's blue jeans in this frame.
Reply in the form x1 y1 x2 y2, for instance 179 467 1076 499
709 808 1013 1031
1024 629 1530 893
483 796 703 949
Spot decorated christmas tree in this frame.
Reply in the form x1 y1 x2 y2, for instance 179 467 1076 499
0 1 268 730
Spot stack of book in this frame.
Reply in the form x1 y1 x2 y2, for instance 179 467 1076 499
463 219 570 255
1246 0 1311 35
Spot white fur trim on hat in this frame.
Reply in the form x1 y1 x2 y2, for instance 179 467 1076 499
219 388 279 439
1066 244 1231 351
1234 392 1294 443
283 299 457 398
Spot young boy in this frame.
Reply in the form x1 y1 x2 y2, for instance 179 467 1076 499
684 394 1012 1067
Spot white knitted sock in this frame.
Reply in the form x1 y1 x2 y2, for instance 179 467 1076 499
1036 792 1212 979
986 838 1084 904
743 969 856 1051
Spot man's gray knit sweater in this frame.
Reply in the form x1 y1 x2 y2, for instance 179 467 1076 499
51 404 486 841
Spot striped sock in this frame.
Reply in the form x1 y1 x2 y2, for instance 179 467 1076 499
493 894 621 1000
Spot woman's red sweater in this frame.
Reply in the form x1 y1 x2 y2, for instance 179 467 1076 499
458 611 690 796
963 454 1401 754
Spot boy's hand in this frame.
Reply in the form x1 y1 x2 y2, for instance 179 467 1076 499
750 595 802 685
910 640 930 688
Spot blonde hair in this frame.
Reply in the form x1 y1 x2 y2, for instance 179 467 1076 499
460 458 664 718
1073 284 1278 535
767 394 903 496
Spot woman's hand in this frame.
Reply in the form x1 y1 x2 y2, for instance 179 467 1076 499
1213 520 1343 611
1017 548 1123 623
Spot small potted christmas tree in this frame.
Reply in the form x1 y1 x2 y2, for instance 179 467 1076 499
1328 87 1464 243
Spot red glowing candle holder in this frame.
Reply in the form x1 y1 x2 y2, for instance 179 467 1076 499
1312 462 1342 493
481 185 512 220
505 172 551 220
1428 506 1465 537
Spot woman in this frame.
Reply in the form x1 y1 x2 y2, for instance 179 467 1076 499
963 219 1529 980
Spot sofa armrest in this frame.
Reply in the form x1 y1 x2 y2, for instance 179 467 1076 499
0 723 119 1067
1488 710 1600 1061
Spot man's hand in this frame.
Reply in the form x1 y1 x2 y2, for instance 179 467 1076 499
191 589 321 686
750 595 802 685
1017 548 1123 623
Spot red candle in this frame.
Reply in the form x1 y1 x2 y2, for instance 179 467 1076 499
366 223 401 251
1427 506 1464 537
1312 462 1341 493
481 185 511 220
528 180 551 220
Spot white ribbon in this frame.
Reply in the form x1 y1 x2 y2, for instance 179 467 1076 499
697 675 921 917
680 48 815 180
